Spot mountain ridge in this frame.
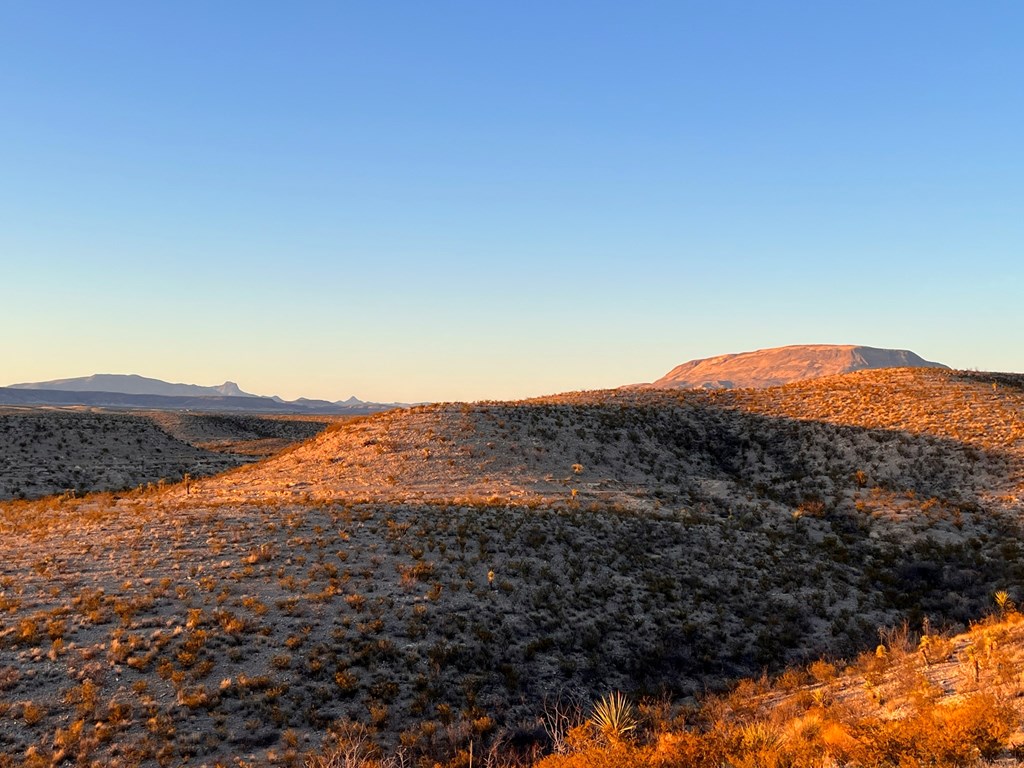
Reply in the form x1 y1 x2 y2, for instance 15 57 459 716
9 373 257 399
4 373 411 413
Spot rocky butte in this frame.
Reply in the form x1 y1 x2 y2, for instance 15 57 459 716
645 343 948 390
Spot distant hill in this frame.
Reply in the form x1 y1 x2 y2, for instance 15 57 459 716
9 373 256 398
2 374 411 414
645 344 947 390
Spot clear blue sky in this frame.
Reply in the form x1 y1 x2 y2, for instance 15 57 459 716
2 2 1021 402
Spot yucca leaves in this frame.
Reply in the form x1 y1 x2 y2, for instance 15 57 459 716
590 691 638 742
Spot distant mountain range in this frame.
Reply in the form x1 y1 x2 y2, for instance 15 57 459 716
9 374 256 399
2 374 412 414
642 344 948 390
4 345 950 413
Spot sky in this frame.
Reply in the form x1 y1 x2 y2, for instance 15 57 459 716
1 2 1022 402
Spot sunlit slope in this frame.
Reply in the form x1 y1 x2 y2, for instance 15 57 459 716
197 368 1023 517
722 368 1024 507
648 344 948 390
537 609 1024 768
723 368 1024 448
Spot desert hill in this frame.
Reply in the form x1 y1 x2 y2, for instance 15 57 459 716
2 367 1024 765
198 368 1020 512
646 344 948 390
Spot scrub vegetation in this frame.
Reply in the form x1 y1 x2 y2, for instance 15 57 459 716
0 410 336 501
1 368 1023 765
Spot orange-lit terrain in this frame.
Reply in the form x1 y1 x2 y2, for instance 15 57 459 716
2 368 1024 766
644 344 948 390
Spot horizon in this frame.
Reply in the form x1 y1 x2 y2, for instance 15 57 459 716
3 3 1023 402
0 341 988 403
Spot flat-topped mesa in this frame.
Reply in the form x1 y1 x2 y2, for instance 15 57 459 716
646 344 948 390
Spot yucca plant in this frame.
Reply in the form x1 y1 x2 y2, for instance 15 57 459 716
590 691 638 743
995 590 1015 616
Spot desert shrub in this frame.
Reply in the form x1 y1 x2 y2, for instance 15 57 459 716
808 659 837 684
534 740 643 768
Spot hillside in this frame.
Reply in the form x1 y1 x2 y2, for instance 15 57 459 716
646 344 948 390
144 412 336 457
0 410 341 500
534 608 1024 768
0 410 244 500
197 368 1019 514
1 368 1023 765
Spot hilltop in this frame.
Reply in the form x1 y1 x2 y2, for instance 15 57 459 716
196 368 1018 513
1 367 1023 765
645 344 948 390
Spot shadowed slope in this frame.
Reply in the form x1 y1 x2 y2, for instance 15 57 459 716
144 411 334 457
0 410 243 500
